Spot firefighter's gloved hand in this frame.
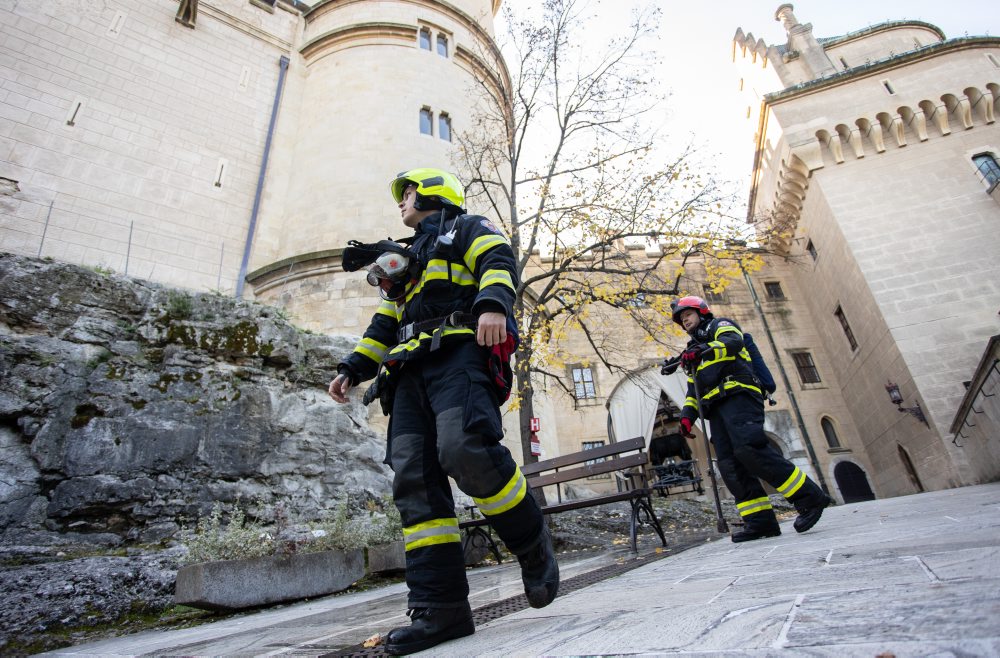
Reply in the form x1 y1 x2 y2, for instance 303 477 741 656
679 417 694 438
489 334 517 403
680 347 704 369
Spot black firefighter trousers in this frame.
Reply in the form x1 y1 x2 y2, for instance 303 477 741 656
387 340 544 609
708 393 826 530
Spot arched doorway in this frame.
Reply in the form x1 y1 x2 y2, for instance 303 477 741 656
833 461 875 503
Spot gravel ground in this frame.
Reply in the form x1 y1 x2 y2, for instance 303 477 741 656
0 493 794 654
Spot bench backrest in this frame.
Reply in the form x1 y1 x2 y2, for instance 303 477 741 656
521 437 649 490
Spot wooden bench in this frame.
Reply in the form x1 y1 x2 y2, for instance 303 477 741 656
458 436 666 560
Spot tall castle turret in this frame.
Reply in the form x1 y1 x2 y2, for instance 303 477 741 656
246 0 508 332
732 5 1000 495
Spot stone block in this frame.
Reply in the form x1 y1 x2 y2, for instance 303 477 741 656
366 540 405 574
175 548 365 611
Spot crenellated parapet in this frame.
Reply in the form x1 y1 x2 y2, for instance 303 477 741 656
760 79 999 249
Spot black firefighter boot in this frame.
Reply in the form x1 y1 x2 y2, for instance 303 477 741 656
731 523 781 543
731 507 781 543
384 602 475 656
793 490 832 533
518 526 560 608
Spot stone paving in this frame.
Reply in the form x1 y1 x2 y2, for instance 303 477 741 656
45 482 1000 657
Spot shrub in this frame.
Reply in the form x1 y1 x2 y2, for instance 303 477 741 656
181 496 403 564
181 502 275 565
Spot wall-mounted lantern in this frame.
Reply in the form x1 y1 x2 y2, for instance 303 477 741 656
885 381 930 428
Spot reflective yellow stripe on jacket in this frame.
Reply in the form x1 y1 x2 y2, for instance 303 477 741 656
404 259 478 303
375 299 402 322
353 337 388 365
402 517 461 551
463 234 508 272
479 268 514 292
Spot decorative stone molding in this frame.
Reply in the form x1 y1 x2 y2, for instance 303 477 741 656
300 22 417 61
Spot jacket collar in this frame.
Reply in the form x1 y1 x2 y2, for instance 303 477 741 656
414 211 445 235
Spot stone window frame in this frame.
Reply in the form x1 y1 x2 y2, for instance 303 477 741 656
417 21 453 60
438 112 452 142
833 304 858 352
569 365 598 405
790 350 822 386
969 149 1000 193
763 280 785 301
419 107 433 136
418 27 432 51
820 416 842 449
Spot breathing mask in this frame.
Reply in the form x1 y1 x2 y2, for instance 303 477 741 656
342 239 419 302
366 251 414 301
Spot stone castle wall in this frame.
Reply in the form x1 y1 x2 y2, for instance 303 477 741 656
0 0 299 292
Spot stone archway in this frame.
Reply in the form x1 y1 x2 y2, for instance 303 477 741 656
833 461 876 503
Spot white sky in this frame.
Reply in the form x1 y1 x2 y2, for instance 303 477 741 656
500 0 1000 211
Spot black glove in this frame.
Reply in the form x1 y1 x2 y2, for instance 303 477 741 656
337 363 361 386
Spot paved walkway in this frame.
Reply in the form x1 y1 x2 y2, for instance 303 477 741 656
47 483 1000 657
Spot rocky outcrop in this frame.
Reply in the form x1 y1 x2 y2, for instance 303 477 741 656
0 253 391 549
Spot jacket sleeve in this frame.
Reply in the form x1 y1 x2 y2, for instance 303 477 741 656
338 298 401 384
707 318 745 362
680 375 700 422
457 215 518 317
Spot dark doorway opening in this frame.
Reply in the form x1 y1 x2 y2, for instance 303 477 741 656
833 461 876 503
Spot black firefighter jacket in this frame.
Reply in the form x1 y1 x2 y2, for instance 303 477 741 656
679 317 763 422
340 211 518 384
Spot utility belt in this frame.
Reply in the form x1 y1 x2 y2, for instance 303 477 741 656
397 311 477 350
703 373 761 409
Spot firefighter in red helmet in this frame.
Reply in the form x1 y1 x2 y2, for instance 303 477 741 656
671 295 831 542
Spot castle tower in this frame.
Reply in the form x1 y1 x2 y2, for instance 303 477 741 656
734 5 1000 495
245 0 508 334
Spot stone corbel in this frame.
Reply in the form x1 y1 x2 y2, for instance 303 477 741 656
958 96 974 129
176 0 198 28
847 129 865 159
984 90 996 124
891 115 907 147
912 110 929 141
867 122 885 153
931 104 951 136
823 133 845 163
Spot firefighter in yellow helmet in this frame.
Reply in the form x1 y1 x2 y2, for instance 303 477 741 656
672 295 831 542
329 168 557 655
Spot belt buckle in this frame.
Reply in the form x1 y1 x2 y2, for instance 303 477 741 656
446 311 463 327
400 323 414 342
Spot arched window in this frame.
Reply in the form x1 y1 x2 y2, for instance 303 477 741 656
419 107 433 135
436 34 449 57
418 28 431 51
820 417 841 448
972 152 1000 190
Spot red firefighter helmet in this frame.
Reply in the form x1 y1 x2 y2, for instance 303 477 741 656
671 295 713 325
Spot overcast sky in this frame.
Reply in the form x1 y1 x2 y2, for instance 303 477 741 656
500 0 1000 208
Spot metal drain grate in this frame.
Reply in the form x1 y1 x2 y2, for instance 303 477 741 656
322 537 708 658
